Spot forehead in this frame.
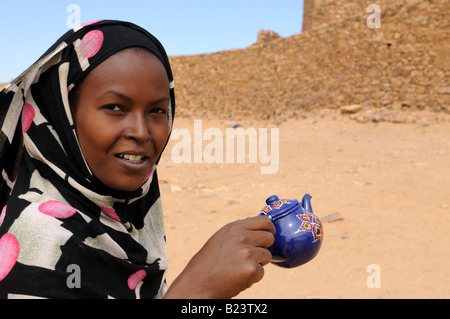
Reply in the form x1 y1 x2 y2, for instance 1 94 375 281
95 47 167 79
77 47 170 96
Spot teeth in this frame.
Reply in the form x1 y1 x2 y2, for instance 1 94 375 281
120 154 144 162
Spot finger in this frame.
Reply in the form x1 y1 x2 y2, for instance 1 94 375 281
248 248 272 286
256 246 273 266
242 256 266 289
243 215 276 235
249 228 275 248
250 263 265 287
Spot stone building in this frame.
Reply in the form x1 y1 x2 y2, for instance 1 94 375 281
169 0 449 123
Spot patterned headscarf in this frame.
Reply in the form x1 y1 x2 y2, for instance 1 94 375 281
0 20 175 298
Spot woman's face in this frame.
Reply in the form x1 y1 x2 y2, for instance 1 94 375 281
72 48 170 192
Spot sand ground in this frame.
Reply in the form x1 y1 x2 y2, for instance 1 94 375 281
158 112 450 299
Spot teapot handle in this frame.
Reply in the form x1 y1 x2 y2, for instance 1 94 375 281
301 193 313 213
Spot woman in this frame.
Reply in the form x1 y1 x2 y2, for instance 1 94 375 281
0 20 274 299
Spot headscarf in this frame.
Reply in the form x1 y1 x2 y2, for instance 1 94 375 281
0 20 175 299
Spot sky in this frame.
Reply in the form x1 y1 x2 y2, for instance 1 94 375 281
0 0 304 83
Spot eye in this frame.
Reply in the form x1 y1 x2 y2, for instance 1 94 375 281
150 107 168 115
102 104 124 112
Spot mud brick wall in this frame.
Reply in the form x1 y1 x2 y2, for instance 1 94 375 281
169 0 449 122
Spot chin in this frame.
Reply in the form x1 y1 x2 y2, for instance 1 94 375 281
116 186 140 192
107 179 146 193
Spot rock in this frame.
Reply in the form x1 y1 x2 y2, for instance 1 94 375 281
226 120 241 128
170 185 182 193
226 199 240 205
340 232 349 240
160 177 179 184
340 104 362 114
321 212 344 223
256 30 281 43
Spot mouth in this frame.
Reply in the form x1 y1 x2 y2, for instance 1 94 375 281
114 150 152 173
115 153 148 164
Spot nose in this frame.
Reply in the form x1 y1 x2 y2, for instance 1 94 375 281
123 112 151 143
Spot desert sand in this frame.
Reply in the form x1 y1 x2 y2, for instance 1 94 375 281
159 111 450 299
2 80 449 298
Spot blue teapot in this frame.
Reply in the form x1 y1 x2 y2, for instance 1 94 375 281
259 194 323 268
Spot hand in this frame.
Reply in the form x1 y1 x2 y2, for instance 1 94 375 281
164 215 276 299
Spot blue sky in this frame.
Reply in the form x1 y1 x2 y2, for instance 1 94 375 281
0 0 304 82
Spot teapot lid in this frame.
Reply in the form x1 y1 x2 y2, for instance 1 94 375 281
261 195 301 221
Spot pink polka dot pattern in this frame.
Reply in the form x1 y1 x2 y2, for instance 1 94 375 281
0 233 20 281
21 103 35 133
144 169 154 182
127 269 146 290
38 200 78 219
81 30 104 59
100 206 121 222
81 20 103 28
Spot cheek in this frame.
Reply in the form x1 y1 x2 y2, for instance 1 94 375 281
75 116 115 162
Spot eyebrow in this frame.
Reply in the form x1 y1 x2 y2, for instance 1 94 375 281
102 90 170 105
102 90 133 102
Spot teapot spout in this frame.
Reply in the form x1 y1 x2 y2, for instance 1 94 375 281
301 193 313 213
